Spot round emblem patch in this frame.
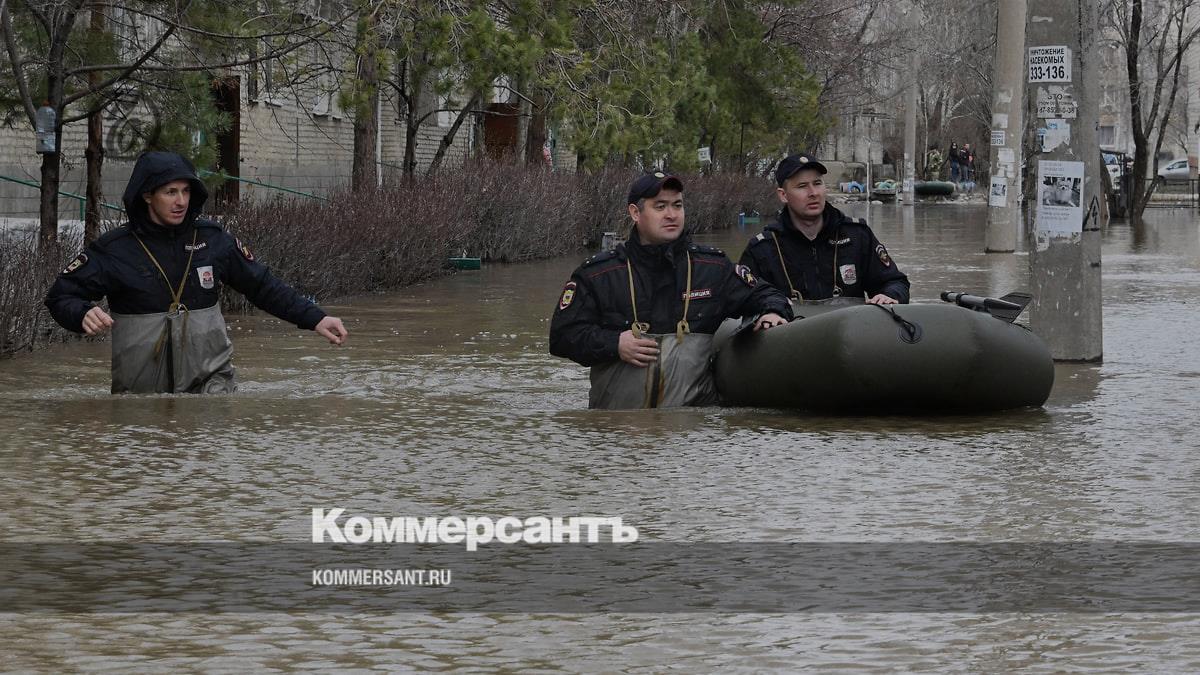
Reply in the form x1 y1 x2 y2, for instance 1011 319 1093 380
62 252 88 274
735 264 757 287
558 281 577 310
236 237 254 261
875 244 892 267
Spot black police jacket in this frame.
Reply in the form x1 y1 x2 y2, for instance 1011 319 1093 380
45 152 325 333
549 231 793 367
738 204 910 303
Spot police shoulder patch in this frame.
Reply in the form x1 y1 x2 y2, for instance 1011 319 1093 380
735 264 757 287
754 233 766 242
234 236 254 261
62 252 88 275
875 243 893 267
558 281 577 310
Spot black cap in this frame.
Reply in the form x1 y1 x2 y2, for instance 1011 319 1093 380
775 153 828 186
627 171 684 204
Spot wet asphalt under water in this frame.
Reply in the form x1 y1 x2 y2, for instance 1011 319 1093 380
1 203 1198 671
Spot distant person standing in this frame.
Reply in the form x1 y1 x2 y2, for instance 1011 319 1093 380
45 151 348 394
962 143 976 182
925 146 943 181
948 141 962 183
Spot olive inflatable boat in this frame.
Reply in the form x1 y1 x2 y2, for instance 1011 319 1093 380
713 293 1054 412
914 180 956 196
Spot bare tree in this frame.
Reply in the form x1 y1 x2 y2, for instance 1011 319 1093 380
1107 0 1200 225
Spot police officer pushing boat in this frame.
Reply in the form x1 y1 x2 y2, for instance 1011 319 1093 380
45 151 348 394
550 172 792 409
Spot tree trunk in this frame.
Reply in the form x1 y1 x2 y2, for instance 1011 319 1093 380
85 110 104 243
84 2 106 244
427 93 480 176
39 147 61 250
472 88 488 159
402 62 423 178
351 7 379 192
36 2 85 253
514 79 531 163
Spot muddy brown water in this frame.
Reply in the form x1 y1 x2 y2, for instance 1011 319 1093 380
1 203 1198 671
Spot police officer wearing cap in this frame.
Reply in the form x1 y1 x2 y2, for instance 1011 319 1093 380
550 171 792 409
45 151 348 394
739 153 910 305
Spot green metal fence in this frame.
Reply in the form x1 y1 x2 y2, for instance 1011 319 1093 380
0 174 125 220
0 170 329 224
197 170 329 202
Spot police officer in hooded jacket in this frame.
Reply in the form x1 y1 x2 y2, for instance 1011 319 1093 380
45 151 348 394
739 153 910 304
550 172 792 409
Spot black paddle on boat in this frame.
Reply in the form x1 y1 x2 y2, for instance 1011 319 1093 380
940 291 1032 323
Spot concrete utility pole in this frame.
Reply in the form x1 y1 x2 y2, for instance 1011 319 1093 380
1026 0 1103 361
984 0 1027 251
902 4 920 204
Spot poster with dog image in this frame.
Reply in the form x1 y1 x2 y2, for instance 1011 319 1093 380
1036 160 1084 234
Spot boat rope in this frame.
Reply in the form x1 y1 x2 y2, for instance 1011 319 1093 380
872 304 922 344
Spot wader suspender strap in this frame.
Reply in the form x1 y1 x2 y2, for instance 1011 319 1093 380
626 251 694 409
768 228 844 296
132 228 198 358
626 252 693 342
676 253 692 342
626 262 650 338
831 227 842 297
771 233 801 300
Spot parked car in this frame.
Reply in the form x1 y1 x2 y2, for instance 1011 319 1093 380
1156 158 1191 185
1102 152 1122 185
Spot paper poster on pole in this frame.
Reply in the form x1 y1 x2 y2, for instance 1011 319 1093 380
1036 86 1078 118
992 113 1009 129
998 148 1015 164
1028 46 1072 82
989 176 1008 207
1036 160 1085 234
991 130 1006 146
1041 119 1071 151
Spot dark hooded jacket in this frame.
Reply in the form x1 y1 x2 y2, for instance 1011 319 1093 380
45 151 325 332
549 230 793 367
738 203 910 303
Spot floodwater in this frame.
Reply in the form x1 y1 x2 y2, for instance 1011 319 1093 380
1 203 1199 671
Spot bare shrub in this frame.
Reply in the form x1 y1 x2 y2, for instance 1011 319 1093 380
0 234 83 357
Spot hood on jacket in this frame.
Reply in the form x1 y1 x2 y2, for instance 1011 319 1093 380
122 151 209 229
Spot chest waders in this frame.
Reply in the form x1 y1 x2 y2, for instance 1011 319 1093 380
110 230 235 394
588 253 718 409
